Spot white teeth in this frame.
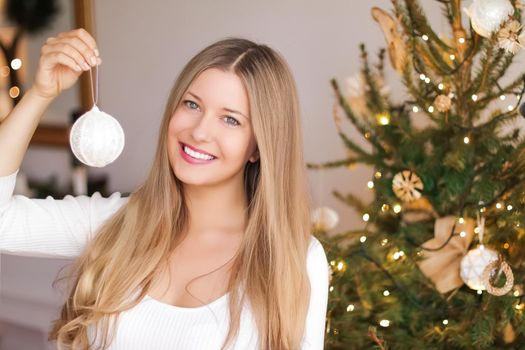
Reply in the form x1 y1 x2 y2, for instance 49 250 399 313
183 145 214 160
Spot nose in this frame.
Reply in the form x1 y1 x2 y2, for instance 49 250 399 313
190 113 213 143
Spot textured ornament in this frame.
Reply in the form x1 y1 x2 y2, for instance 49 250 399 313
502 322 516 344
464 0 515 38
392 170 423 202
70 105 125 167
311 206 340 231
434 94 452 112
497 19 524 54
482 259 514 296
460 245 498 290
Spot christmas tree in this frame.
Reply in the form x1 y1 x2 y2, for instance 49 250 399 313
310 0 525 348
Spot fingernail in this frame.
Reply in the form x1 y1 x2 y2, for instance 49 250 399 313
83 62 90 70
94 48 100 57
90 56 97 66
75 65 82 72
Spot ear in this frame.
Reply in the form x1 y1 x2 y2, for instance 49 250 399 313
249 148 259 163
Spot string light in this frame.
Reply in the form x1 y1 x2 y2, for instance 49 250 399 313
381 204 390 212
10 58 22 70
504 243 510 250
346 304 355 312
458 217 465 224
477 290 483 295
442 319 449 325
428 106 434 113
360 235 367 243
362 213 370 222
381 238 388 246
367 181 374 189
496 202 503 209
9 86 20 98
507 205 513 211
422 34 429 41
393 204 402 213
515 303 524 310
374 171 382 179
458 37 465 44
460 231 467 238
449 54 455 60
379 320 390 327
393 250 405 260
474 226 480 234
463 136 470 144
329 286 334 292
438 83 444 90
383 290 390 296
513 290 519 297
471 94 478 101
376 113 390 126
508 104 514 111
330 260 336 266
412 106 419 112
500 95 506 100
419 73 426 80
424 77 431 84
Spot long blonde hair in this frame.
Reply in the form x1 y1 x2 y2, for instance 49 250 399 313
50 37 312 350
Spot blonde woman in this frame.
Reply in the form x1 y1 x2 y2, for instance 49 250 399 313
0 28 329 349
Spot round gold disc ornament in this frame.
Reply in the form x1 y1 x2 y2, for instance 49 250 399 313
482 259 514 296
392 170 424 202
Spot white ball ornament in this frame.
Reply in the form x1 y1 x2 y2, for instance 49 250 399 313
311 206 340 231
460 245 498 290
464 0 514 38
69 105 125 167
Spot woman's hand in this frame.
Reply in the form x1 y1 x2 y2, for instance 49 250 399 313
31 28 101 100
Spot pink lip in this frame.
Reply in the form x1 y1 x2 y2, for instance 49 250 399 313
179 142 217 165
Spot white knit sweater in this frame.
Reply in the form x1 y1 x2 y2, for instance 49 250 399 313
0 168 329 349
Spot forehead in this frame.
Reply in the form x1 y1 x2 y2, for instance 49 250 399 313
186 68 250 116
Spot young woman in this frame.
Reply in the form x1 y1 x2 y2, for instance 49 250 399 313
0 28 329 349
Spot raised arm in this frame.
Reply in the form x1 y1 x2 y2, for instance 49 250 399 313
0 28 100 177
0 29 127 258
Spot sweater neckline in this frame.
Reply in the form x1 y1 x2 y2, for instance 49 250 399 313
143 292 230 312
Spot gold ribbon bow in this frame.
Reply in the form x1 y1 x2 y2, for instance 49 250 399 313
418 216 475 293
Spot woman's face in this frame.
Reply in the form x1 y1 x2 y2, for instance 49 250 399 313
167 68 258 188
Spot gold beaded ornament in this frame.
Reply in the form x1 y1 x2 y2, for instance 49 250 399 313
392 170 424 202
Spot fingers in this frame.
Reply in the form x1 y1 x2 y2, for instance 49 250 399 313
42 28 100 72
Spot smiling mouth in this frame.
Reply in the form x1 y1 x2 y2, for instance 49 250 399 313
180 142 217 160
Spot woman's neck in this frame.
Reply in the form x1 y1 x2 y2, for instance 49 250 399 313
182 177 248 238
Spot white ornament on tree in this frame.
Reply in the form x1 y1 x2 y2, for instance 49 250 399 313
311 206 340 231
460 244 499 290
69 66 125 167
464 0 515 38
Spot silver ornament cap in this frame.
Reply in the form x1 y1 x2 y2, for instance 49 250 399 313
69 105 125 167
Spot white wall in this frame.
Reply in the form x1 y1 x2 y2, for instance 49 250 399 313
2 0 525 347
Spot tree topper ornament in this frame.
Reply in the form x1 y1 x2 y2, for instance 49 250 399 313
69 66 125 167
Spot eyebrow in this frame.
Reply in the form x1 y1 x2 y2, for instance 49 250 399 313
187 91 249 120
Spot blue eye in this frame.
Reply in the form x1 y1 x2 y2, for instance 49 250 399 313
224 116 240 126
183 100 199 110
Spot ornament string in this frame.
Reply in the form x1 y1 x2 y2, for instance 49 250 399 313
476 212 485 245
89 64 99 106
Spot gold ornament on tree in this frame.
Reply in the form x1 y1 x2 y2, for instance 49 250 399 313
392 170 423 202
497 19 525 54
434 94 452 112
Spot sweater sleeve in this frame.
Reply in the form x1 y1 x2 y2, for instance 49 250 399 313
0 168 128 258
301 236 330 350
